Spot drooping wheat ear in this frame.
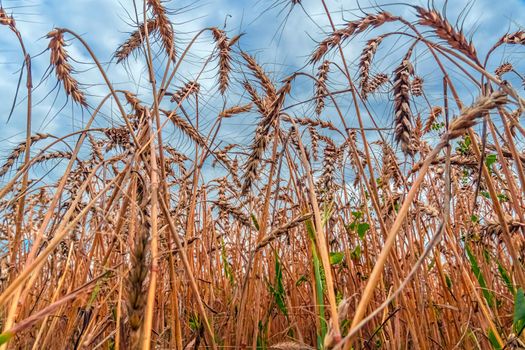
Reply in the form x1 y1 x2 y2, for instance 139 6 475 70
359 35 384 95
315 60 331 115
410 76 424 96
0 7 15 28
310 11 396 63
495 62 513 78
393 49 415 154
241 51 277 98
363 73 389 97
219 103 253 118
47 29 87 106
146 0 174 58
241 80 287 195
214 198 252 228
241 82 289 195
170 81 200 103
288 116 338 131
447 91 508 140
243 80 267 115
500 31 525 45
415 7 478 62
124 91 146 114
0 133 50 178
23 151 72 170
212 28 234 95
161 109 205 147
115 19 158 63
104 127 132 152
242 121 269 195
423 106 443 134
127 181 150 349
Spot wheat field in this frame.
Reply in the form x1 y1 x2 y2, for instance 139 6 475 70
0 0 525 349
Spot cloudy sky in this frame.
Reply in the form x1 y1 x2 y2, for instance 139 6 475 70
0 0 524 173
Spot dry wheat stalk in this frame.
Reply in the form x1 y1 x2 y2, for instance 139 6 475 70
47 29 87 106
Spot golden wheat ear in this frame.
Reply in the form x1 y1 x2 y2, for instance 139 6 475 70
47 29 87 106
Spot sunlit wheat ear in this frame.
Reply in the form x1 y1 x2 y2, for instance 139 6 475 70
212 28 234 95
393 48 415 154
169 81 200 103
47 29 87 106
500 30 525 45
308 125 320 161
147 0 174 58
241 51 276 98
161 109 205 147
415 6 478 62
447 91 508 140
127 209 150 349
219 103 252 118
0 7 15 28
359 35 384 95
315 60 330 115
363 73 389 98
310 11 396 63
242 80 263 110
495 62 513 78
0 133 50 178
115 19 158 63
423 106 443 134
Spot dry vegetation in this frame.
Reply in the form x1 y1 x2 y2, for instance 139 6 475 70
1 0 525 349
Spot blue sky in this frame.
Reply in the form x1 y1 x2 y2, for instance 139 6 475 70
0 0 524 176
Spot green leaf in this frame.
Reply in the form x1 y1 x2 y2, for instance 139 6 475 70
351 245 361 260
485 154 497 168
513 288 525 334
445 274 452 290
251 214 260 230
470 214 479 223
488 330 502 350
496 261 515 295
0 332 13 345
351 211 363 220
466 245 494 307
271 253 288 316
295 275 308 287
329 252 344 265
357 223 370 239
